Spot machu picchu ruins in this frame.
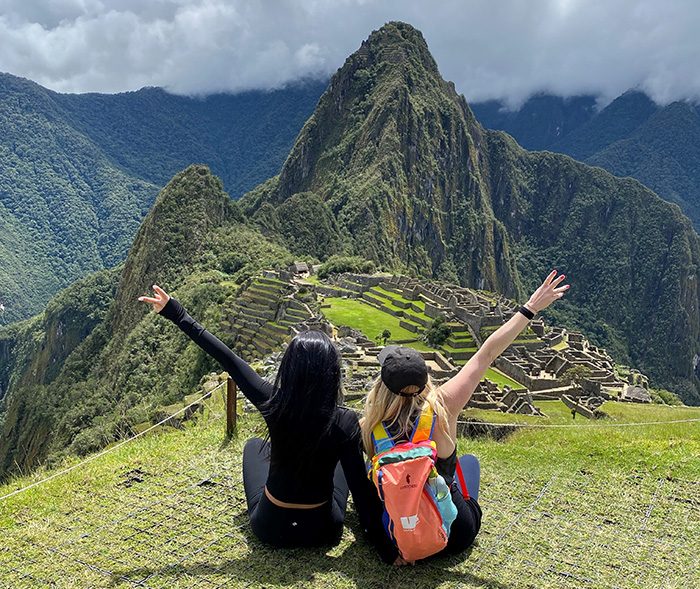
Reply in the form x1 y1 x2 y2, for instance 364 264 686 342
220 266 653 421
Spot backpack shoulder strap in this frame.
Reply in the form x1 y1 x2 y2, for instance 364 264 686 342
371 421 395 455
410 403 435 443
455 458 470 500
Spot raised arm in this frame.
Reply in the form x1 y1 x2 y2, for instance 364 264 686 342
138 284 274 408
441 270 570 417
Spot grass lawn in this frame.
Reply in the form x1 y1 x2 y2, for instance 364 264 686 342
321 297 432 350
484 367 524 389
2 391 698 588
370 285 408 301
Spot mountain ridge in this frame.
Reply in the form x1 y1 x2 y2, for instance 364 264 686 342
0 73 323 323
472 90 700 229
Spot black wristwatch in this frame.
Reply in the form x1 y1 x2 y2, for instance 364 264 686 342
518 305 535 320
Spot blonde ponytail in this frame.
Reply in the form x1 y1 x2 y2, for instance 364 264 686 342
360 375 451 458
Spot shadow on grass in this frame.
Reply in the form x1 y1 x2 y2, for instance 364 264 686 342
112 511 508 589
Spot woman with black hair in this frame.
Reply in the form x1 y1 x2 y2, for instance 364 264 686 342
138 285 394 556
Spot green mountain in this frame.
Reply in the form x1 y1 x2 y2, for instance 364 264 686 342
471 94 598 150
0 74 323 323
241 23 521 297
472 91 700 229
0 165 294 476
1 21 699 480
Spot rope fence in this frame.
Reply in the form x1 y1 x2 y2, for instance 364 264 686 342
455 416 700 429
3 386 698 504
0 379 236 503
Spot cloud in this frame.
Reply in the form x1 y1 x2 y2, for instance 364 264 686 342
0 0 699 107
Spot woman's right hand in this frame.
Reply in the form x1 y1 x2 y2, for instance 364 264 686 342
137 284 170 313
525 270 570 313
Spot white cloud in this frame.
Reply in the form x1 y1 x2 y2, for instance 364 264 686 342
0 0 699 106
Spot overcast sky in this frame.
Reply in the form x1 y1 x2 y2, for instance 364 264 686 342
1 0 699 108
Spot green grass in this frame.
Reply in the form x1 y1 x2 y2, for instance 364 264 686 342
1 392 698 588
551 340 569 351
483 367 524 389
321 297 432 350
370 285 407 301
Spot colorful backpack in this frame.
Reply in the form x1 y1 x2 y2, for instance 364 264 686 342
369 404 467 561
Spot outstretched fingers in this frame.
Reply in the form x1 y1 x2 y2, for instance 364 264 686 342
138 296 160 304
152 284 167 298
545 270 558 285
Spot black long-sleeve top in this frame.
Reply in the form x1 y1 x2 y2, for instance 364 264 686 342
159 297 398 562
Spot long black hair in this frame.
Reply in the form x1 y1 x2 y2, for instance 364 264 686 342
262 330 342 466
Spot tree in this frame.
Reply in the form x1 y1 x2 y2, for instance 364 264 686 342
561 365 593 390
377 329 391 345
423 315 451 347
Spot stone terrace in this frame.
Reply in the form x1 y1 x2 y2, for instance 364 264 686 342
220 273 314 360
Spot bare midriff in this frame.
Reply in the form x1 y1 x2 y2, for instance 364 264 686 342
264 486 327 509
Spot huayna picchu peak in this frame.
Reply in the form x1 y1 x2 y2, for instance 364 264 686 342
242 21 520 301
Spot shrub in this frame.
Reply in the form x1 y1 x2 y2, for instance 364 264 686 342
423 315 451 347
317 256 376 279
650 388 684 406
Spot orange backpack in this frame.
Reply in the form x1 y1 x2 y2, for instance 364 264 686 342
369 404 463 561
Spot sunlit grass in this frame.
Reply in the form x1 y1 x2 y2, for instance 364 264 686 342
1 396 698 588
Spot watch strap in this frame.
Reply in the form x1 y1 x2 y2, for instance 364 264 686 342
518 305 535 320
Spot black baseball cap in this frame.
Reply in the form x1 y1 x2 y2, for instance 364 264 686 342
377 346 428 397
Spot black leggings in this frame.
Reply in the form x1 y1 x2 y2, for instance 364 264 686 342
242 438 350 547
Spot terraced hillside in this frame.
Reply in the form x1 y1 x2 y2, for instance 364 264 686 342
1 383 698 589
221 274 314 360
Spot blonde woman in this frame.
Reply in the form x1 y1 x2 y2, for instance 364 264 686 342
361 270 570 563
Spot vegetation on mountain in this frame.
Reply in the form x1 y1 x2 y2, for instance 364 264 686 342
317 256 376 279
485 134 700 404
422 315 451 347
0 74 158 323
473 90 700 229
471 94 598 151
0 75 323 322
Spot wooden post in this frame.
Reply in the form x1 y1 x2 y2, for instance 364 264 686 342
226 377 237 437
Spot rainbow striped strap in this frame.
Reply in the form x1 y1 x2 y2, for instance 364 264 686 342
411 404 435 443
372 421 395 455
372 403 436 454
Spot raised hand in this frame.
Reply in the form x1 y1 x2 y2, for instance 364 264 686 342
525 270 570 313
137 284 170 314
